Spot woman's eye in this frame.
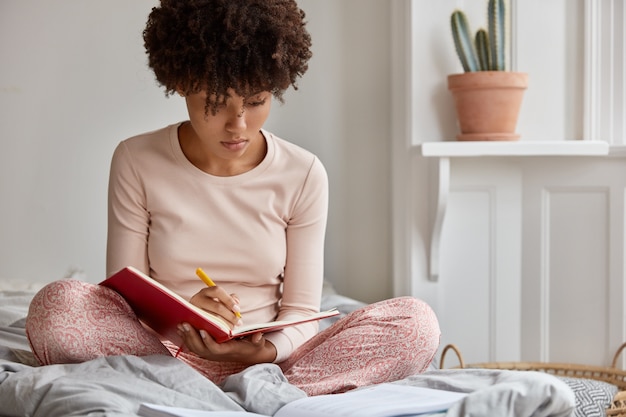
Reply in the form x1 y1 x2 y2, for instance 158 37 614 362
247 98 267 107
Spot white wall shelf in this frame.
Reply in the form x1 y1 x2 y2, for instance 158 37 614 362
419 140 611 283
420 140 610 158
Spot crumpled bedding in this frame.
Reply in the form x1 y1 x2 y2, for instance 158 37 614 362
0 288 576 417
394 369 576 417
0 354 575 417
0 356 303 417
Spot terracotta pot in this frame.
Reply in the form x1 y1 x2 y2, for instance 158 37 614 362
448 71 528 141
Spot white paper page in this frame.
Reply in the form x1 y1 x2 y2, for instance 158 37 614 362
138 403 269 417
274 384 467 417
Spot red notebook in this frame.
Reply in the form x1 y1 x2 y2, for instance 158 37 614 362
100 266 339 344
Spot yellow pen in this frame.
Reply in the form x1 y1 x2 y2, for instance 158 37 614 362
196 267 242 318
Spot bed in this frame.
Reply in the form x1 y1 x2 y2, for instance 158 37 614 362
0 282 612 417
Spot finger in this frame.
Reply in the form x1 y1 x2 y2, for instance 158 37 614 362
200 294 236 317
178 323 211 354
250 332 264 344
198 329 228 352
230 294 242 318
192 288 241 326
200 287 241 318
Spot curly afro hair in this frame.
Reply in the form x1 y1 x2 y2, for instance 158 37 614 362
143 0 312 113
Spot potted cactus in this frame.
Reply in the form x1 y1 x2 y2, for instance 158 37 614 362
448 0 528 141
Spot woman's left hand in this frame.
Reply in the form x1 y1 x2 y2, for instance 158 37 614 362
176 323 277 364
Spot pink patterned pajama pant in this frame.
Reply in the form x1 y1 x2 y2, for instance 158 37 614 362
25 280 440 396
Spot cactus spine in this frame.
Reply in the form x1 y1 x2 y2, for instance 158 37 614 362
450 0 506 72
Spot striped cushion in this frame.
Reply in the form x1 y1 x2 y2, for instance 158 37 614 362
558 376 617 417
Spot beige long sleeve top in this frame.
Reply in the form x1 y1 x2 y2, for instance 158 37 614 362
106 123 329 362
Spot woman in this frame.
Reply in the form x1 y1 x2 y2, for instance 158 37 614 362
26 0 440 396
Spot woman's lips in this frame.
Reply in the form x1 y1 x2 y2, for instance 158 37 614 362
221 139 247 151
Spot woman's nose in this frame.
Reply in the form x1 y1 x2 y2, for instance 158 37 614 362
226 105 246 130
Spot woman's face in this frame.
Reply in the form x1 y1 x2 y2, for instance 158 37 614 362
184 88 272 162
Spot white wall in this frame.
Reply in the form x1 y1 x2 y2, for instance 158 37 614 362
266 1 392 302
0 1 186 288
0 1 393 302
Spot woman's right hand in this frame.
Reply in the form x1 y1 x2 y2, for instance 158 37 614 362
189 286 242 328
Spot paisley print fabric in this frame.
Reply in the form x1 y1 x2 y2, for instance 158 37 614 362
25 280 170 365
26 280 440 396
280 296 441 395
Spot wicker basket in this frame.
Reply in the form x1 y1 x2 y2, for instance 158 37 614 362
439 343 626 416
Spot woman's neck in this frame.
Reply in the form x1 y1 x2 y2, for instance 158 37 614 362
178 122 267 177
